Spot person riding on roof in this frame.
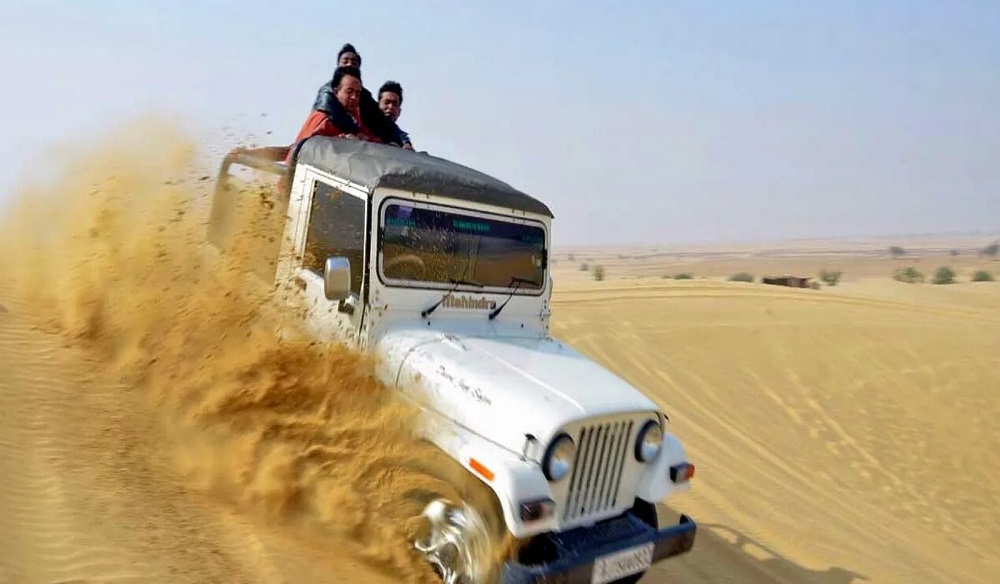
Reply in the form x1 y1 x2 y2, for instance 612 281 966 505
377 80 413 151
287 66 381 162
312 43 406 147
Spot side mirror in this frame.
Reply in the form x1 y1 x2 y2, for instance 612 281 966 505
323 256 351 301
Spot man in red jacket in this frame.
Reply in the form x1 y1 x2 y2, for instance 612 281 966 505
287 66 381 162
312 43 406 147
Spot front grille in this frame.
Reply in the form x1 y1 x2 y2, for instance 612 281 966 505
562 419 636 522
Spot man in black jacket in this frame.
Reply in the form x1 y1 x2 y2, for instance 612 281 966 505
377 80 414 150
311 43 407 147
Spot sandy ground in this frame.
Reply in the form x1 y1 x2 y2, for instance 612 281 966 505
0 296 406 584
549 278 999 584
1 125 998 583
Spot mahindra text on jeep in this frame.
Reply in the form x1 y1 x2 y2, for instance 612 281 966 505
206 137 698 583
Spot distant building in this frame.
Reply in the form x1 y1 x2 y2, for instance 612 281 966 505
761 275 812 288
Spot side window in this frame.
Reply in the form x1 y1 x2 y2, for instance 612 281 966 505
302 181 366 295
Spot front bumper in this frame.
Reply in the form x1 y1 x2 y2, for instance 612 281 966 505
500 511 697 583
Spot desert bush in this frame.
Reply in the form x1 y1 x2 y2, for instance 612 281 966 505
972 270 995 282
729 272 754 283
889 245 907 258
673 272 694 280
567 253 575 261
893 266 924 283
579 262 590 271
809 281 821 290
933 266 955 285
818 269 843 286
981 242 999 258
592 265 605 281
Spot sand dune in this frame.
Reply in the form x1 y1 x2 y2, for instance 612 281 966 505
0 291 416 584
550 280 999 584
0 297 254 584
2 124 998 584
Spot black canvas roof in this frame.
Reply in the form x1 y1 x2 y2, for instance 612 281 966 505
294 136 554 218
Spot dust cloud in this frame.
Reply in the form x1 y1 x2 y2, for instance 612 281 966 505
0 118 506 583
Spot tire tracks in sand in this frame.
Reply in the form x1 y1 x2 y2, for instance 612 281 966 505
551 294 998 584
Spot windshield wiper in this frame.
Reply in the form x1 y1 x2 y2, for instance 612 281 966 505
421 278 484 318
488 276 540 320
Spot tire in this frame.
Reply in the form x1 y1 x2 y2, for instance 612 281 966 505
611 499 658 584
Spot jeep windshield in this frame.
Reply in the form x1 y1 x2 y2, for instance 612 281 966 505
379 200 546 291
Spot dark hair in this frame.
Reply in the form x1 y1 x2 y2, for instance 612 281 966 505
338 43 361 67
378 80 403 103
332 66 362 90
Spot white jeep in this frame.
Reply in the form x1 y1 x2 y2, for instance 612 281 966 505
206 137 698 583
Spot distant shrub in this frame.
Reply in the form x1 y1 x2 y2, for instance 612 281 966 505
729 272 754 283
567 253 575 261
673 272 694 280
818 269 843 286
809 281 822 290
579 262 590 271
971 270 995 282
893 267 924 283
981 242 999 258
933 266 955 285
889 245 907 258
592 265 605 281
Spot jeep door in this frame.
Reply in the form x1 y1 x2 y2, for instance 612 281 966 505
284 174 369 346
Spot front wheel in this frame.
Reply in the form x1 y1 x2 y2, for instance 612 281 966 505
414 498 498 584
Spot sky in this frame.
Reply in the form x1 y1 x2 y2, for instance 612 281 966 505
0 0 998 246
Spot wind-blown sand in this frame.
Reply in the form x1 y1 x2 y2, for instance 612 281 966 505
2 123 998 583
0 296 406 584
0 123 505 584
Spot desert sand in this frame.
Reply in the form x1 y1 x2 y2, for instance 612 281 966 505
1 125 998 584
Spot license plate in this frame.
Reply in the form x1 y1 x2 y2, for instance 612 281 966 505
591 542 654 584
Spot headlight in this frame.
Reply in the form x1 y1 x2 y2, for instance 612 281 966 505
542 433 575 481
635 419 663 462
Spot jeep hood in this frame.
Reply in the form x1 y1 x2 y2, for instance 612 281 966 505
376 329 660 458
